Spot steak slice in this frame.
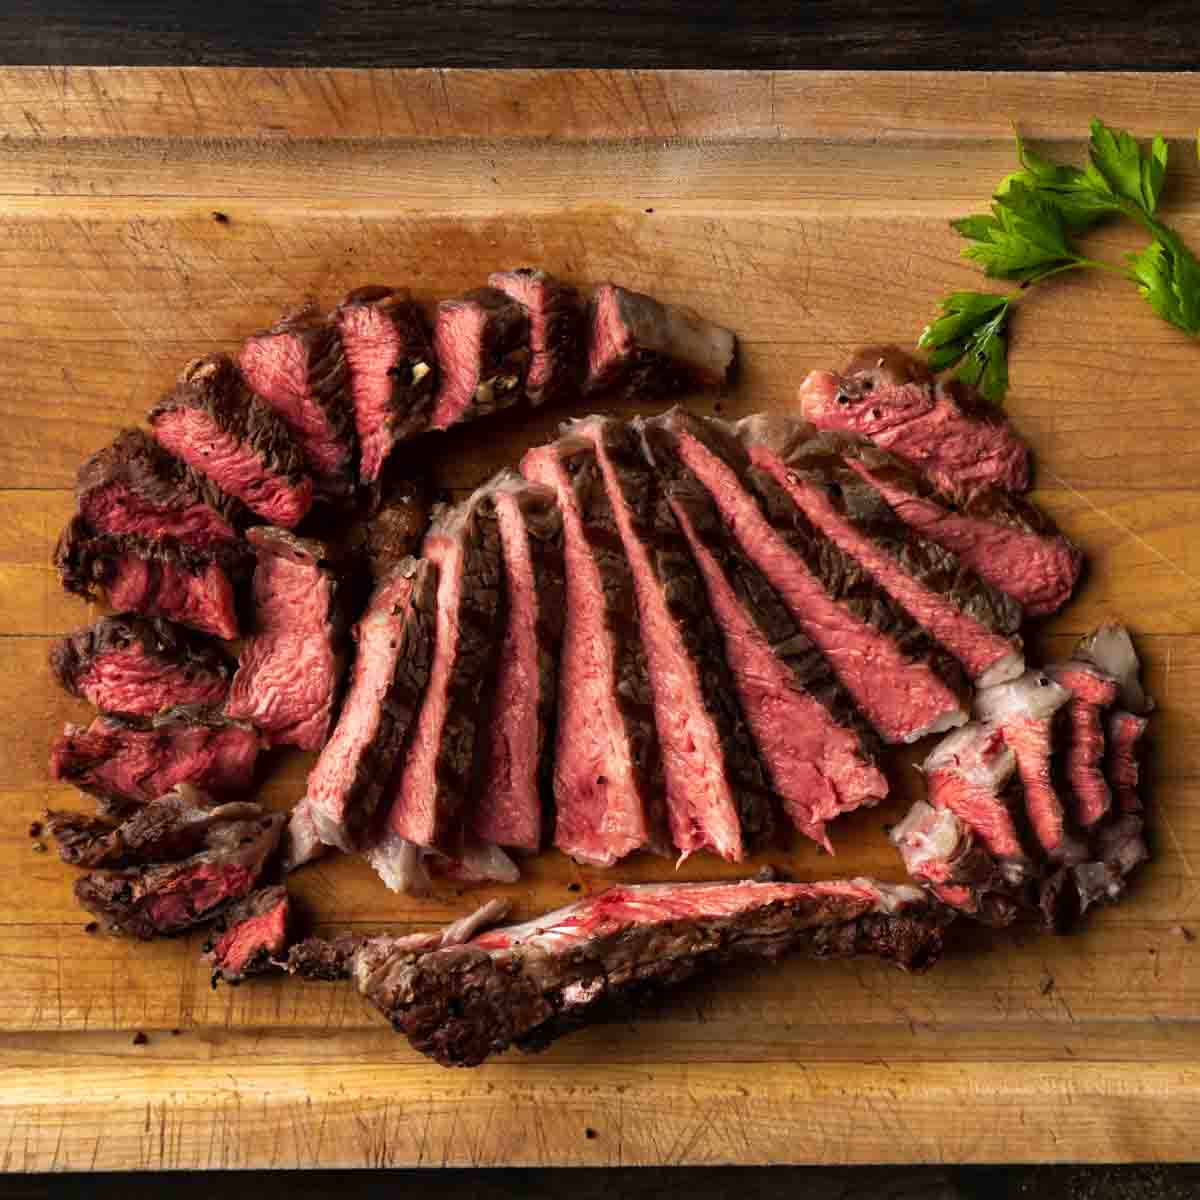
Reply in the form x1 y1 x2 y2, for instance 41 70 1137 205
54 516 241 640
737 415 1024 688
470 471 565 853
370 493 503 867
429 287 529 430
281 801 326 872
889 801 1019 925
149 353 313 528
837 442 1081 617
74 810 284 939
337 286 436 484
205 884 292 984
75 428 249 551
521 436 667 866
350 879 948 1067
50 614 235 716
577 416 772 862
921 723 1029 867
303 558 437 853
45 784 263 868
224 527 344 752
488 269 584 407
1047 661 1119 829
240 303 356 498
585 283 736 397
363 474 435 581
1075 623 1154 715
639 414 887 850
50 706 260 814
798 345 1031 500
1106 710 1150 814
657 410 967 744
974 671 1083 862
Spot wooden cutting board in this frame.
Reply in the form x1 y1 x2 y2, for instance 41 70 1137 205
1 68 1199 1169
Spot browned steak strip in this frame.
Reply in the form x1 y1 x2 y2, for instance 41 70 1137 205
488 269 584 407
205 884 293 984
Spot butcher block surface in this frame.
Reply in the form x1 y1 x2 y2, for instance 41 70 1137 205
2 68 1200 1168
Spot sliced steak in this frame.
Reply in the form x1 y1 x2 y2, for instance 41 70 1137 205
363 473 435 580
1106 710 1150 814
471 472 565 853
46 785 263 868
737 415 1024 688
889 801 1019 925
75 428 249 551
337 286 436 484
54 516 241 640
837 441 1081 616
656 410 967 744
521 435 667 866
429 287 529 430
50 614 234 716
974 671 1083 862
371 494 503 863
239 303 355 498
205 884 292 984
149 353 313 528
577 416 771 862
798 345 1031 500
639 414 887 850
488 269 584 407
921 723 1029 867
585 283 736 398
50 706 260 814
1047 661 1119 829
350 879 947 1067
281 801 326 872
224 527 344 752
1075 623 1154 715
74 810 284 939
303 559 437 853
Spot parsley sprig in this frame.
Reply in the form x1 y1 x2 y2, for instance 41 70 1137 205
919 120 1200 403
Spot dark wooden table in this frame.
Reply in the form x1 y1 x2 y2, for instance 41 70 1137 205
5 3 1197 1196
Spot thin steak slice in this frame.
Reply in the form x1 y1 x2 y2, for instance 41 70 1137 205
205 884 292 984
224 527 344 752
920 723 1029 867
149 353 313 528
54 516 240 640
737 415 1024 688
74 810 285 939
370 493 503 875
488 269 584 407
429 287 529 430
798 345 1030 500
1047 661 1119 829
836 441 1081 617
240 303 355 498
522 435 667 866
974 671 1083 862
1106 710 1150 814
1075 623 1154 715
639 414 887 850
585 283 736 398
50 614 234 716
349 878 948 1067
656 410 967 744
471 471 565 853
303 558 437 853
577 416 772 862
337 286 436 484
75 428 249 551
45 784 263 868
50 706 260 815
889 801 1019 925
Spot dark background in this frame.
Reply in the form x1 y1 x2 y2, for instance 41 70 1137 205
3 2 1197 1196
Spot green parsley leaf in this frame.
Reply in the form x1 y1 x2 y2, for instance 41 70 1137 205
1084 119 1168 218
1001 131 1115 230
917 292 1011 402
1129 235 1200 336
954 181 1077 280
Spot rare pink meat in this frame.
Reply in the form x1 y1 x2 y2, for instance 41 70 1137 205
488 269 583 406
1106 710 1150 813
798 345 1030 500
225 527 343 751
1047 661 1119 828
206 884 292 983
337 286 436 484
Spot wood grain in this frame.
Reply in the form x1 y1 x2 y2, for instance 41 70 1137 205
2 69 1199 1168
